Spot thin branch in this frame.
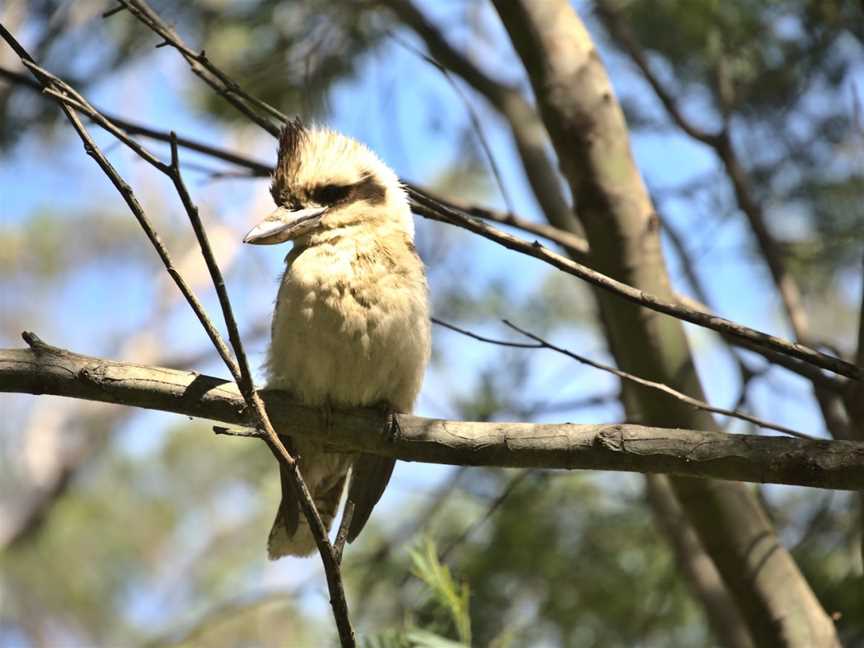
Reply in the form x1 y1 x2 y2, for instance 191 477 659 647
0 66 589 257
438 469 533 562
405 182 589 257
675 294 845 393
0 29 355 647
501 320 813 439
101 4 127 19
436 314 813 439
5 341 864 491
118 0 285 136
333 499 355 566
410 190 861 380
431 317 542 349
387 30 517 216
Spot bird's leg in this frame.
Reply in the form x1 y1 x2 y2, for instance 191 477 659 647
387 410 402 443
370 400 401 443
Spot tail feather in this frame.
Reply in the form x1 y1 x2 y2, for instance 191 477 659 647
266 441 395 559
345 454 396 544
268 463 347 560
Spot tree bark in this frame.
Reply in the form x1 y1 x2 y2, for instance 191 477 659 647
3 343 864 490
492 2 840 645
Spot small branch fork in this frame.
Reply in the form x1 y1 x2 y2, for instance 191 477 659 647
0 25 356 648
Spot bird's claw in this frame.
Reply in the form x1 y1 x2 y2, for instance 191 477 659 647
387 411 402 443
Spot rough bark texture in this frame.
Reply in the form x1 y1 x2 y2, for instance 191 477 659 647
4 345 864 490
492 2 840 646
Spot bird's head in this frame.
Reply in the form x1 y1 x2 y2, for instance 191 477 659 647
244 120 412 246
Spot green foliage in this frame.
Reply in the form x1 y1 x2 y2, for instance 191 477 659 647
450 471 705 647
360 540 471 648
409 539 472 646
363 628 468 648
615 0 861 116
0 418 281 646
187 0 389 120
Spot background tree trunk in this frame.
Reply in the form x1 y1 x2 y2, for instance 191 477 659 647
492 1 840 645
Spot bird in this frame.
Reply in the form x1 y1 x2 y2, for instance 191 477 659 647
243 119 431 559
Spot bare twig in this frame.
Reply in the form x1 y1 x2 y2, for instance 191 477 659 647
388 31 517 216
675 294 845 393
431 317 542 349
101 4 127 19
0 28 355 647
118 0 285 136
333 499 355 565
406 182 589 256
501 320 814 439
410 191 861 380
436 313 813 439
438 469 533 562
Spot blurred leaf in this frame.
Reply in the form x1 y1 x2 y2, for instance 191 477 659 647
409 539 471 646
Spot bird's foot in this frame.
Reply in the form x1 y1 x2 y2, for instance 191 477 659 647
387 410 402 443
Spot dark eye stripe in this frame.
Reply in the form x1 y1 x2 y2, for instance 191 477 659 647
314 184 352 205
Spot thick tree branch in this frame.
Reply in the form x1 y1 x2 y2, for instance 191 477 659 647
3 342 864 491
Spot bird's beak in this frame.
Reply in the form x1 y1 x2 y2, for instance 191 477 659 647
243 206 327 245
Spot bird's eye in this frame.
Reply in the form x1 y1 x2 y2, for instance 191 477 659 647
314 184 351 205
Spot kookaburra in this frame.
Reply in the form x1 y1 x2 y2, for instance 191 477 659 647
244 120 431 559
